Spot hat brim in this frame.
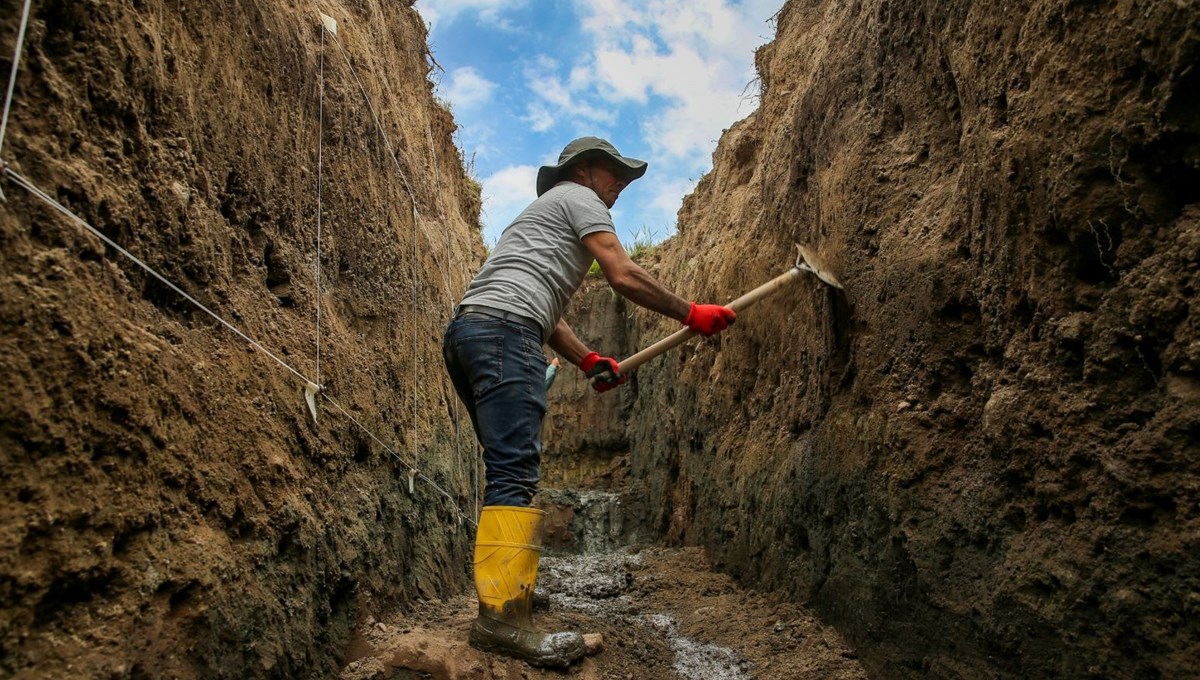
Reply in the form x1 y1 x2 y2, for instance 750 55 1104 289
536 148 647 196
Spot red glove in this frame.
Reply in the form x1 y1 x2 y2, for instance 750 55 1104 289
579 351 626 393
684 302 736 336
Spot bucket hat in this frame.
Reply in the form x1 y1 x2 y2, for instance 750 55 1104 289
536 136 648 196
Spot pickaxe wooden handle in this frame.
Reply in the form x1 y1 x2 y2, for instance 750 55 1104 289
615 244 841 375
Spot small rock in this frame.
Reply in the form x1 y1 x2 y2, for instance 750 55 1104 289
773 620 786 633
376 622 388 632
897 400 912 412
583 633 604 655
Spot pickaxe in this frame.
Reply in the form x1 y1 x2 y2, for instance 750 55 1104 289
603 244 843 382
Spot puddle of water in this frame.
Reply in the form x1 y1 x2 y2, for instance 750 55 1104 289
536 485 750 678
540 550 641 615
644 613 752 680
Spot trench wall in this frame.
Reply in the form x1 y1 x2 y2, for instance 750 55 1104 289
0 1 482 677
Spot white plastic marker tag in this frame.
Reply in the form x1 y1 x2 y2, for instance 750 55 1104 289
304 382 320 423
319 12 338 36
407 469 416 495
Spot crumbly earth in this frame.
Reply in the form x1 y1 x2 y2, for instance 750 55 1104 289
0 2 482 678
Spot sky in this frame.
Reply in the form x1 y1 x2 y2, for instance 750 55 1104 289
414 0 783 246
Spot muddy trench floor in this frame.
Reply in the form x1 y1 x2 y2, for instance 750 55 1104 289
340 545 866 680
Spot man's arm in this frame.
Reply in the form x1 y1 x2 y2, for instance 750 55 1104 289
547 318 592 367
582 231 691 321
549 317 626 393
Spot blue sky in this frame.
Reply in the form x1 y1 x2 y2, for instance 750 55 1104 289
414 0 782 246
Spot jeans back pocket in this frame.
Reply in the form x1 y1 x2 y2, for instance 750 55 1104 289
450 334 505 400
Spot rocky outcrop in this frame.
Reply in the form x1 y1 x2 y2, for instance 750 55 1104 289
561 1 1198 677
0 1 481 677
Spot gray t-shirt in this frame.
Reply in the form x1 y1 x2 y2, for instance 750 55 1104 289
459 182 614 340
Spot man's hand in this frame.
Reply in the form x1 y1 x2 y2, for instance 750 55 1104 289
579 351 627 393
685 302 737 336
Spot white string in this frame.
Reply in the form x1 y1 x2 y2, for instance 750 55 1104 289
308 11 471 522
324 28 464 478
323 393 473 526
316 25 325 387
307 6 475 520
4 166 474 527
5 167 318 387
427 124 476 514
0 0 33 158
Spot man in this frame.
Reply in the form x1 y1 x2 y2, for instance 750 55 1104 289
442 136 736 667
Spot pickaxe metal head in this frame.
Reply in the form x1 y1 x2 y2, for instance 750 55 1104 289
795 244 843 289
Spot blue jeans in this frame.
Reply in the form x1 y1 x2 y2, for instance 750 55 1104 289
443 314 548 507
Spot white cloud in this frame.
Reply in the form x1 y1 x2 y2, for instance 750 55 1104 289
440 66 498 110
528 72 573 108
578 0 646 34
523 105 556 132
416 0 525 27
480 164 539 242
647 175 696 218
572 0 780 170
524 61 617 126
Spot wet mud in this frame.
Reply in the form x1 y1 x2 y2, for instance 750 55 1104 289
341 487 865 680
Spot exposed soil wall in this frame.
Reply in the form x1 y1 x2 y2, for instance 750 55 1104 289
0 1 482 677
542 275 638 488
557 1 1198 677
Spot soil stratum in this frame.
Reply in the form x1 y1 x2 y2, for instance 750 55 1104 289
2 1 1198 679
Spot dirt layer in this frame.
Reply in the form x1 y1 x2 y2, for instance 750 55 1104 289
340 546 866 680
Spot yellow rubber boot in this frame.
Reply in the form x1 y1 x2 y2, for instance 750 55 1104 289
469 506 585 667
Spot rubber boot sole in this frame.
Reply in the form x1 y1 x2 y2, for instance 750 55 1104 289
469 616 585 668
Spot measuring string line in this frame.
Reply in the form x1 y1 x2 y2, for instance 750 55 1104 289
325 30 456 307
0 0 33 159
318 19 461 479
3 167 473 526
316 23 326 388
322 393 474 526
